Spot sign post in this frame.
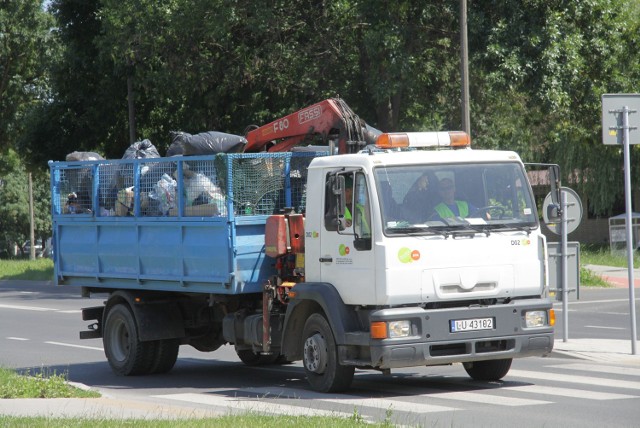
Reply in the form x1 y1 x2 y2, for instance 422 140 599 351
543 187 582 342
602 94 639 355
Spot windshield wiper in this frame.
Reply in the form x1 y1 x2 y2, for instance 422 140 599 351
386 226 449 238
431 217 492 237
451 224 491 237
486 223 535 234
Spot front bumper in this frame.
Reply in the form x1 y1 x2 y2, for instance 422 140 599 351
341 299 554 369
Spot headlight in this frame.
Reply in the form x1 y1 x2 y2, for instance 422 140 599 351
388 320 411 338
525 310 547 328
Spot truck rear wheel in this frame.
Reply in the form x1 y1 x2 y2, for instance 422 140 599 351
103 303 155 376
302 313 354 392
149 339 180 374
463 358 512 381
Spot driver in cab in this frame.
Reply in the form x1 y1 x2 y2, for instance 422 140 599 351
433 178 483 219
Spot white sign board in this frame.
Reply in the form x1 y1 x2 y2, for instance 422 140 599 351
601 94 640 145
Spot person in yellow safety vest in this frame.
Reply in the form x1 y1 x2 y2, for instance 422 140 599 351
343 176 371 236
433 178 475 219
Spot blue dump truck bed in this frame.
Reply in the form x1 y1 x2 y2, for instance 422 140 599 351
49 151 323 294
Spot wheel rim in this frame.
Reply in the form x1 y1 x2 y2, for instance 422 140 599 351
303 333 327 374
109 318 130 362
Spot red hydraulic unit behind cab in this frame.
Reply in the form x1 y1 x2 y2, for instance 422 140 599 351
244 98 380 154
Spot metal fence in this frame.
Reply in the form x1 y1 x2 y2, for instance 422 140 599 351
50 152 325 219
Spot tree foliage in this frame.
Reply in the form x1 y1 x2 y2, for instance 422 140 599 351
0 150 51 257
0 0 54 153
4 0 640 219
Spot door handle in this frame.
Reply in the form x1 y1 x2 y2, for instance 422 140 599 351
319 257 333 263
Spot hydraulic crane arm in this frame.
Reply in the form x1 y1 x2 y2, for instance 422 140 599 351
244 98 380 154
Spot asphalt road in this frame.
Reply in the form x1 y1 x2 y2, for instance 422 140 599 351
553 286 640 341
1 280 639 427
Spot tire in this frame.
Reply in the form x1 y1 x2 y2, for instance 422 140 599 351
274 354 293 365
236 348 279 366
302 313 355 392
463 358 512 381
149 339 180 374
103 303 155 376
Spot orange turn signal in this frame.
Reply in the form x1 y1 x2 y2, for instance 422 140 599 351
449 131 471 147
375 133 410 149
370 322 388 339
549 309 556 326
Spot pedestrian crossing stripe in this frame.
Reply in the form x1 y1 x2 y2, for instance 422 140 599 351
241 387 458 413
153 363 640 417
509 369 640 391
416 390 550 406
549 363 640 378
500 384 635 400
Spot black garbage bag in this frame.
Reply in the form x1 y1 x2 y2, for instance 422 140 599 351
168 131 247 156
65 151 104 162
122 139 160 159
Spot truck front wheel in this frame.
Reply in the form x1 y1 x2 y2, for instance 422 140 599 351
302 313 354 392
103 303 154 376
235 348 279 366
463 358 512 381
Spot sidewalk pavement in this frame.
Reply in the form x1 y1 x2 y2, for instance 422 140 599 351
551 264 640 364
0 395 224 419
552 338 640 365
583 264 640 288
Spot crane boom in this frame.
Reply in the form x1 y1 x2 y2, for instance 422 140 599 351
244 98 379 154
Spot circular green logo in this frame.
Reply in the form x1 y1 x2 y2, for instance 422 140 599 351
398 247 412 263
339 244 347 256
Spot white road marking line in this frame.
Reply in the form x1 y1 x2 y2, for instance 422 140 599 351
245 386 457 413
0 304 81 314
0 303 57 312
44 341 103 351
153 392 361 418
6 337 29 341
417 391 549 406
562 298 639 305
319 396 457 413
584 325 626 330
501 384 636 400
509 369 640 391
548 363 640 378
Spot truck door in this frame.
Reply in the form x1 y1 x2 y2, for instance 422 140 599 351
320 171 376 304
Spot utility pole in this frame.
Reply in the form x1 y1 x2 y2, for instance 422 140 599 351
28 172 35 260
460 0 471 134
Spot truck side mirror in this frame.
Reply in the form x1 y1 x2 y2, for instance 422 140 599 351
324 175 346 231
545 164 562 222
549 165 561 206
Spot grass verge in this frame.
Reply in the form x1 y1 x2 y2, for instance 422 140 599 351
0 258 53 281
0 367 99 399
0 415 385 427
580 244 640 268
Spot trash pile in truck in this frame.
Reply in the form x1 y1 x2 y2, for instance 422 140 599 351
55 130 320 219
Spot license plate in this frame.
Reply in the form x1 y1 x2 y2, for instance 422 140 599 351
450 317 494 332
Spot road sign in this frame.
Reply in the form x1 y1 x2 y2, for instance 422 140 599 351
601 94 640 145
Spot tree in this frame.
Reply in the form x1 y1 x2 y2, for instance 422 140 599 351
0 0 54 153
0 150 51 257
468 0 640 215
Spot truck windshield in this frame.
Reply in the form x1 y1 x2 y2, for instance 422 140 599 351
374 162 538 235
